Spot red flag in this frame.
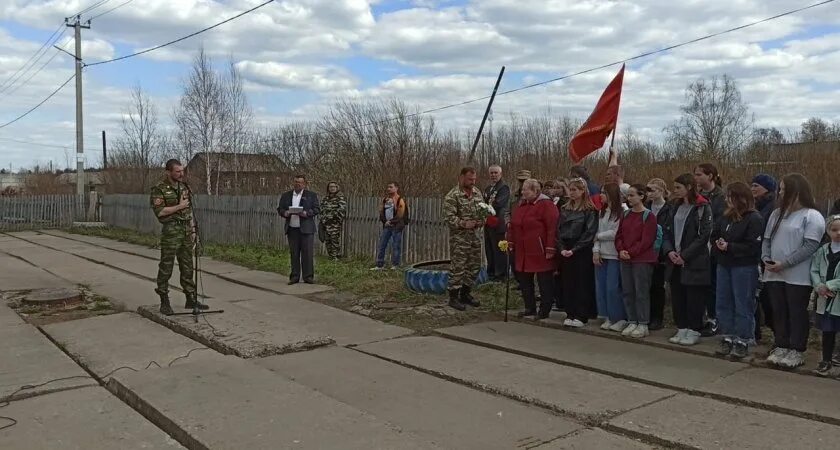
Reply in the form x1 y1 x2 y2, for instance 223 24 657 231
569 64 625 163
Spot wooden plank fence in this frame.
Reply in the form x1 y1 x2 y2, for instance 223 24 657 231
0 195 85 231
102 194 466 264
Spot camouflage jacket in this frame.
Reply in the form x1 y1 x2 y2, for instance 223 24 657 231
150 179 192 224
443 185 485 237
320 193 347 225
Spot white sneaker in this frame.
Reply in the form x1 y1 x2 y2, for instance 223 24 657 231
669 329 687 344
630 324 649 338
766 348 789 366
568 319 585 328
563 318 573 326
621 323 638 337
678 329 701 346
609 320 628 332
369 266 384 271
780 350 805 368
600 319 612 330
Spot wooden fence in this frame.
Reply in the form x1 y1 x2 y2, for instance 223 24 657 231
0 195 86 231
102 194 460 263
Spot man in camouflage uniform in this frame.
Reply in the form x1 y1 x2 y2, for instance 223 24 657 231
149 159 208 315
444 167 485 311
320 181 346 260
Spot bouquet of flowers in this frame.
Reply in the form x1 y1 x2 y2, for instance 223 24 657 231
476 202 497 227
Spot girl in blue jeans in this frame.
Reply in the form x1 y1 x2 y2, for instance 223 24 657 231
711 182 765 358
593 183 627 331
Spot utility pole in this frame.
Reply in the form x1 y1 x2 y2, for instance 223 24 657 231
67 15 90 196
101 131 107 170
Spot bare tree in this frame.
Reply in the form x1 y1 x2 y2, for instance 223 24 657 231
664 74 754 160
799 117 835 142
219 59 252 195
174 48 228 195
105 84 163 193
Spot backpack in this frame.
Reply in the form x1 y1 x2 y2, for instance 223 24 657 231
623 209 663 253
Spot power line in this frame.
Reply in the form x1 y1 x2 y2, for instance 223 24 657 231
3 37 73 97
88 0 134 21
0 74 75 130
253 0 839 144
0 24 65 93
85 0 275 66
0 136 99 150
70 0 112 18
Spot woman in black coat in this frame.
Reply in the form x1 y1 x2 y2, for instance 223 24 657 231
661 173 713 346
645 178 672 331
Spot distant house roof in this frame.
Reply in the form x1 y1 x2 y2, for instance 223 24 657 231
186 152 289 173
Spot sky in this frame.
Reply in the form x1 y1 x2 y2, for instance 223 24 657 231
0 0 838 171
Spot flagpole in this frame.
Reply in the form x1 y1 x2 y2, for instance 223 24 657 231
467 66 506 165
607 128 618 166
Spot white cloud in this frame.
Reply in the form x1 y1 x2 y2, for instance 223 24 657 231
1 0 840 170
236 61 356 91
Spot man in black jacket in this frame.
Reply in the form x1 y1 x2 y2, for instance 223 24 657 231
484 165 510 281
277 175 320 284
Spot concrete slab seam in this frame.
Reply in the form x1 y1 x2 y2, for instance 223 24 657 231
106 377 209 450
3 233 201 298
600 421 701 450
522 428 586 449
432 330 840 428
349 345 669 449
0 244 76 285
136 306 335 358
352 345 612 426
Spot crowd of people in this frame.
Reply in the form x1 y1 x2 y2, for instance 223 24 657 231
477 163 840 376
151 158 840 376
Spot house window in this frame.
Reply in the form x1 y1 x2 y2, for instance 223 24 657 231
260 177 266 187
276 177 281 187
224 180 231 189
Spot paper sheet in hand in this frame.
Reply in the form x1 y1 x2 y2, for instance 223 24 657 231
288 206 304 214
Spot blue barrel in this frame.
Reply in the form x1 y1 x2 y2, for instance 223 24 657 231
404 260 489 295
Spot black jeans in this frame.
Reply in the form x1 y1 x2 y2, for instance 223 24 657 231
765 281 811 352
705 256 718 320
288 228 314 282
517 271 555 315
670 266 706 331
561 248 596 322
649 264 667 324
754 280 775 339
484 230 507 279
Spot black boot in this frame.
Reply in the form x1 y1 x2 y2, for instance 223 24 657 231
159 293 174 316
448 289 466 311
459 286 480 307
537 296 553 320
184 294 209 311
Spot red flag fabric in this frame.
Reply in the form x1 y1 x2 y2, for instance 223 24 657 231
569 64 625 163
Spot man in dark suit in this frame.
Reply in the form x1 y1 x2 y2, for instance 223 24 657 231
484 165 510 282
277 175 320 284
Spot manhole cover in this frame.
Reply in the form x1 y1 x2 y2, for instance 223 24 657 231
22 288 84 307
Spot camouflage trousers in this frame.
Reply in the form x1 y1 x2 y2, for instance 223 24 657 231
324 222 343 258
155 222 196 298
448 232 482 290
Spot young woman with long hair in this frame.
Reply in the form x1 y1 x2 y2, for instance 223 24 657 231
662 173 713 346
763 173 824 368
593 183 627 331
695 163 725 336
711 182 764 358
615 184 659 338
558 178 598 328
646 178 671 330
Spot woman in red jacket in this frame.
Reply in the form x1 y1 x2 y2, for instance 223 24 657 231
507 178 560 319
